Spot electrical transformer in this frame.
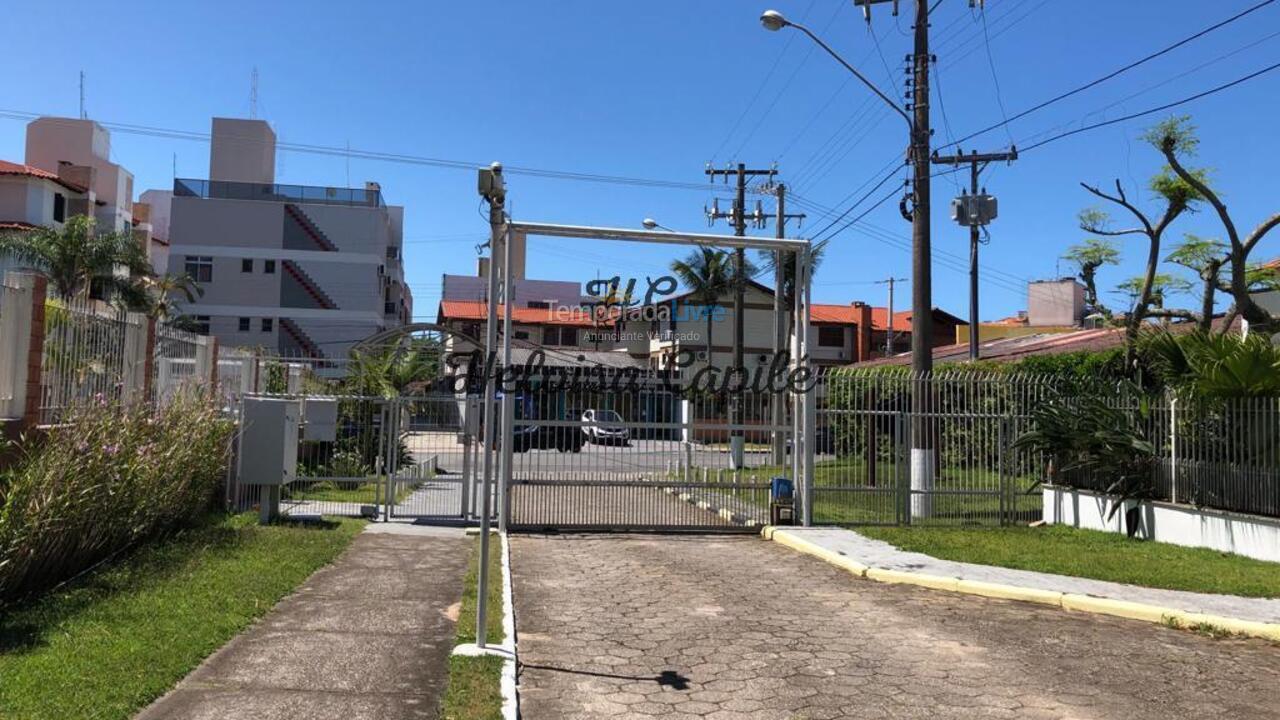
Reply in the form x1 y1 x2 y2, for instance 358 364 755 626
951 193 998 227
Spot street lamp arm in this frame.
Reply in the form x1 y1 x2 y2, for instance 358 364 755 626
789 21 913 129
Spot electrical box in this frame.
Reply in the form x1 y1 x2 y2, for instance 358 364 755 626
951 194 998 227
303 397 338 442
240 397 301 486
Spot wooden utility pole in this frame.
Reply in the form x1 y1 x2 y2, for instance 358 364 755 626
931 147 1017 359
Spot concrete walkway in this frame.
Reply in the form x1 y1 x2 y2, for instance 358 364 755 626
137 523 470 720
778 526 1280 625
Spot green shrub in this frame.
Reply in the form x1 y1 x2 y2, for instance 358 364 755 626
0 393 234 605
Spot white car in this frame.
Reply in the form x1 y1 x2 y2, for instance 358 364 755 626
581 409 630 445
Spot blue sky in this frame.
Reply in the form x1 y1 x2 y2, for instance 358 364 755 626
2 0 1277 322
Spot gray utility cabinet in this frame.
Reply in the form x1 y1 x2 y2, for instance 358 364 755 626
240 397 301 486
303 397 338 442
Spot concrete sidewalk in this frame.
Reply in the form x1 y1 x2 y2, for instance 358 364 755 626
771 526 1280 626
137 523 470 720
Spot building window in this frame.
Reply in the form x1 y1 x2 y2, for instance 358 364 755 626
527 300 551 309
263 259 276 274
53 193 66 223
184 256 213 283
238 317 251 332
241 258 253 273
193 315 210 335
386 246 399 259
261 318 274 332
543 326 579 347
818 326 844 348
514 330 530 340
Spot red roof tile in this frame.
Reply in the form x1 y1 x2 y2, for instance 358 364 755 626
0 160 86 193
438 300 604 327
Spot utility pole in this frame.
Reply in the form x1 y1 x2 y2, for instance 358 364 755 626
768 182 805 465
875 276 908 355
931 147 1017 360
706 162 776 469
854 0 936 519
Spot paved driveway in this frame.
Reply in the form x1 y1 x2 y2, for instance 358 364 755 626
512 535 1280 720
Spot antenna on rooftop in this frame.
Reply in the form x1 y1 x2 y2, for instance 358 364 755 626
249 67 259 119
79 71 87 119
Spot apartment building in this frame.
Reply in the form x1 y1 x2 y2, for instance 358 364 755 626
24 118 133 233
165 118 411 359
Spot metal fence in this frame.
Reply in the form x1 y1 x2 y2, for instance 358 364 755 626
38 295 137 424
1149 395 1280 518
818 371 1059 526
152 322 202 405
222 369 1280 528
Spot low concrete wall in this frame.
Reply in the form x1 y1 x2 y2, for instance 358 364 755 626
1044 486 1280 564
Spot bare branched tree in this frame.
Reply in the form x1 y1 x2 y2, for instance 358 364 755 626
1148 116 1280 334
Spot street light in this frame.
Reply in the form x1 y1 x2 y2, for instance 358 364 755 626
642 218 674 232
760 4 936 519
758 10 911 128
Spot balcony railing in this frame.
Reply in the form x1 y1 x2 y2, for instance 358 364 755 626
174 178 384 208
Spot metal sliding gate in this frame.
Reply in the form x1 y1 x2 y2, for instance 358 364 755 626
504 388 783 533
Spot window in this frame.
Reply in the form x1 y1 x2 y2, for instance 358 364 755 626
386 246 399 259
818 326 844 348
527 300 551 310
184 256 213 283
53 193 66 223
241 258 253 273
261 318 274 332
514 330 530 340
543 326 579 347
193 316 210 335
263 260 276 274
238 317 251 332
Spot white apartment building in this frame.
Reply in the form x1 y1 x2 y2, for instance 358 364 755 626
165 118 411 358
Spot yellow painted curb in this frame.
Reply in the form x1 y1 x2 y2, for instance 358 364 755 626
765 527 868 577
1061 594 1173 624
762 527 1280 643
867 567 960 593
955 579 1064 607
1173 612 1280 642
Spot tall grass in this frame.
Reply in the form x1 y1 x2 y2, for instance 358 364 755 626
0 393 234 605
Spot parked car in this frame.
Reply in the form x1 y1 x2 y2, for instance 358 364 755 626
581 408 631 445
510 419 585 453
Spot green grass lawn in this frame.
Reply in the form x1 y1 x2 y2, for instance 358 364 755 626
860 525 1280 598
0 513 364 720
442 535 506 720
684 459 1042 525
287 474 423 504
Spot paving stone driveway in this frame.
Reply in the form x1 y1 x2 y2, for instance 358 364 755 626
512 534 1280 720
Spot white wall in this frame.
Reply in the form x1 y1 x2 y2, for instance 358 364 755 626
1044 486 1280 564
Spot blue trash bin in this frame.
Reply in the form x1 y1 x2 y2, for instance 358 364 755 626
770 477 794 502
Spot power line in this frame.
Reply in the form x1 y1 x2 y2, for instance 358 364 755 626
1019 60 1280 154
951 0 1279 147
0 109 738 196
977 6 1015 146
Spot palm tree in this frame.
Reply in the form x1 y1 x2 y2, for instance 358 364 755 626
0 215 152 300
344 340 442 398
670 247 736 369
1062 238 1120 315
134 272 203 322
756 240 826 347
